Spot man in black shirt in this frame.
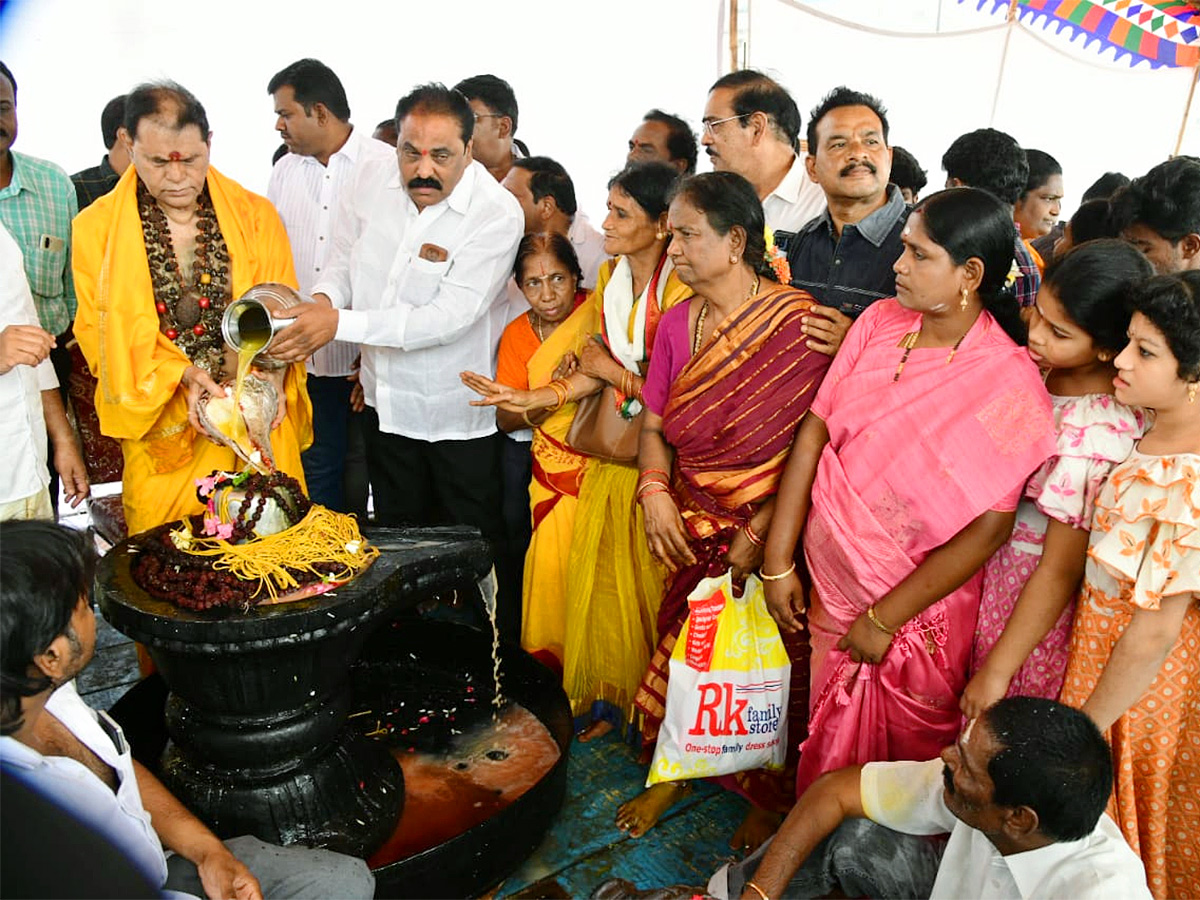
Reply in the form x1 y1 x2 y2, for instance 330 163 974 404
787 86 908 356
70 95 128 210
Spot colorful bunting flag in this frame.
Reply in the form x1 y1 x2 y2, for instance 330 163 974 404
968 0 1200 67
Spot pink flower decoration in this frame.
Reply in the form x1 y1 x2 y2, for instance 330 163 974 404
216 522 235 541
202 516 221 536
1049 470 1077 498
195 474 218 497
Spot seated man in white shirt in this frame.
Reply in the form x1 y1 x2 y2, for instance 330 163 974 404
0 520 375 900
711 697 1150 900
268 83 524 640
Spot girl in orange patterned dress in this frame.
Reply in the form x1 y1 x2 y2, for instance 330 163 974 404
1060 271 1200 900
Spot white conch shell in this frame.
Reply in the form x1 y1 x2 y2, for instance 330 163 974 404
196 374 278 473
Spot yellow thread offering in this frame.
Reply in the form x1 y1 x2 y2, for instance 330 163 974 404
170 505 379 601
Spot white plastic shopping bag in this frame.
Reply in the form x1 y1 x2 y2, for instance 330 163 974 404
647 570 790 785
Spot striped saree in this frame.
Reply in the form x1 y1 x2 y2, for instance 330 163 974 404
633 284 830 812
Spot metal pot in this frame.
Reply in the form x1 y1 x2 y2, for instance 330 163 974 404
221 283 312 369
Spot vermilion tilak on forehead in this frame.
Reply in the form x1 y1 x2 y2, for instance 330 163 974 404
169 151 182 161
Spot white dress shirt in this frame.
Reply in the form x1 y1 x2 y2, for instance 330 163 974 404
267 129 397 378
762 153 826 235
314 159 523 441
861 759 1151 900
0 681 170 889
567 211 607 289
0 223 57 506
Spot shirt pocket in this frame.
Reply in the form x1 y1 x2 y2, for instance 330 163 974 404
28 241 68 299
399 255 450 308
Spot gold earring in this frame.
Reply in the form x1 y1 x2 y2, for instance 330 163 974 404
1189 383 1197 404
730 254 739 265
655 231 666 240
960 287 969 312
1098 351 1111 363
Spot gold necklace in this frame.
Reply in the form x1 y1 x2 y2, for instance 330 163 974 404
692 275 760 356
531 311 545 343
893 322 970 383
692 302 708 355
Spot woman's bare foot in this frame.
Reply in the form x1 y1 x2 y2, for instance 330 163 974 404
577 719 614 742
729 805 783 854
615 782 689 837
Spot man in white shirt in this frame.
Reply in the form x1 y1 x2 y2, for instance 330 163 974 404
266 58 394 514
711 697 1150 900
0 223 87 520
0 520 374 899
701 71 825 250
502 156 605 290
269 83 524 639
453 74 526 184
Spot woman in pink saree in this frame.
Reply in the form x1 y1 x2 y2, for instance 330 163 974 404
762 188 1057 795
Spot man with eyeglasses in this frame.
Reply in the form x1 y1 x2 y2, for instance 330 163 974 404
453 74 527 184
269 82 525 641
700 70 825 250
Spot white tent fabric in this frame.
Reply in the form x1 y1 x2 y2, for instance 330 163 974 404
1 0 1194 218
0 0 722 220
750 0 1198 213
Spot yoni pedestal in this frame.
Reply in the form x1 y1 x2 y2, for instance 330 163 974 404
96 526 492 858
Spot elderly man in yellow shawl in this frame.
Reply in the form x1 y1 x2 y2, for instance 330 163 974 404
73 82 311 535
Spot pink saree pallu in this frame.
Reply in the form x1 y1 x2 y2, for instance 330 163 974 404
794 299 1057 796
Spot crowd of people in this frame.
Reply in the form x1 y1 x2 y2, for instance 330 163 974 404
0 52 1198 899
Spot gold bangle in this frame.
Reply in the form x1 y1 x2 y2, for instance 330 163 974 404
743 520 765 547
759 562 796 582
745 881 770 900
546 380 569 410
866 605 896 635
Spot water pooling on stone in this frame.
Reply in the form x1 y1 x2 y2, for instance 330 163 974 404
349 616 564 872
365 704 560 867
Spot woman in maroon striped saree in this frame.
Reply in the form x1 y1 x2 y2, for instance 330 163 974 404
614 172 831 848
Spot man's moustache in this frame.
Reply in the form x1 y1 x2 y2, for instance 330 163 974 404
408 177 442 190
840 161 877 176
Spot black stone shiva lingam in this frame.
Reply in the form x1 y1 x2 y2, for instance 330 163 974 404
96 526 491 858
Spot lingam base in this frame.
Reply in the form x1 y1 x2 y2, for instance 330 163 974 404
97 526 492 858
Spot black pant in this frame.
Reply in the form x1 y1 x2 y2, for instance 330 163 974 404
46 335 72 516
362 410 518 641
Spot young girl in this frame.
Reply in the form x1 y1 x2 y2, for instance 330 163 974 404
1059 270 1200 899
962 240 1153 718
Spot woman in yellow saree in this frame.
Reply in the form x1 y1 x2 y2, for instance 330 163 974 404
463 162 691 740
